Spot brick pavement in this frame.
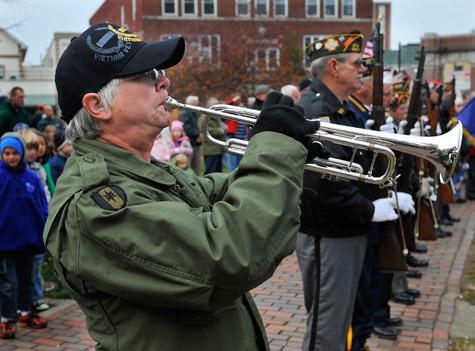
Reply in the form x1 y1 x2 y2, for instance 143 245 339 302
1 201 473 351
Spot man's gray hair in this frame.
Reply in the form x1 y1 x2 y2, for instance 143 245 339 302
309 53 348 78
280 84 299 97
65 79 120 141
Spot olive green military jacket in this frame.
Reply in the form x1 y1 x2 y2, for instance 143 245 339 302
44 132 306 351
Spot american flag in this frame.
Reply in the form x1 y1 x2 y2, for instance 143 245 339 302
362 26 378 60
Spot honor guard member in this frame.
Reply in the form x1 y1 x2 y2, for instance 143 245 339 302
44 23 321 351
296 32 403 351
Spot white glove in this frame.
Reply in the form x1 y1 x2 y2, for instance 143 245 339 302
429 187 437 202
365 119 374 130
371 198 399 222
398 120 408 134
389 191 416 214
365 117 396 133
379 117 396 134
436 122 442 135
420 177 432 198
409 127 421 136
409 121 422 136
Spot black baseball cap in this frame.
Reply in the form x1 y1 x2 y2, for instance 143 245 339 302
55 23 185 123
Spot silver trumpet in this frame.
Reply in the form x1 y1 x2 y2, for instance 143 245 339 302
165 97 462 188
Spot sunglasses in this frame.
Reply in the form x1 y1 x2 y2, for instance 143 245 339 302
346 58 363 69
119 69 166 86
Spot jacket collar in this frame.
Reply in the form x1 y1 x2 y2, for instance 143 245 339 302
310 78 345 115
72 139 176 186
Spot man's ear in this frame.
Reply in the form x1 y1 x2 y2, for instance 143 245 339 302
82 93 112 121
327 58 339 77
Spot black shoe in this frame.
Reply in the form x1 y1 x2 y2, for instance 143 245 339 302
386 316 403 327
456 198 466 204
406 269 422 279
372 326 398 340
445 215 460 222
391 292 415 305
405 254 429 267
411 243 428 254
405 288 420 298
439 218 454 226
436 228 453 238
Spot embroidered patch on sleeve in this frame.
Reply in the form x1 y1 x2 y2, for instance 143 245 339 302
91 185 127 211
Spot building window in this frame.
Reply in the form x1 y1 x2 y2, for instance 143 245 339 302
274 0 287 17
303 34 327 66
161 34 221 65
324 0 337 17
183 0 197 15
306 0 319 17
254 47 280 70
162 0 177 15
255 0 268 16
236 0 250 16
202 0 216 16
342 0 354 17
0 65 5 79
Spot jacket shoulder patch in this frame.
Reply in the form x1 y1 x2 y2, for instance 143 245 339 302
91 185 127 211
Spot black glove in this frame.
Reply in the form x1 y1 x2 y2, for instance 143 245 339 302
305 140 331 162
249 91 320 144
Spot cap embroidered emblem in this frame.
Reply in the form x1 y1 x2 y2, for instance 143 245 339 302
324 38 339 51
86 24 141 63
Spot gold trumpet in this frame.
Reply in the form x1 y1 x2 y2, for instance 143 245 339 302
165 97 462 188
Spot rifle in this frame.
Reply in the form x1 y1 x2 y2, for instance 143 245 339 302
398 46 438 243
428 81 456 204
371 23 407 272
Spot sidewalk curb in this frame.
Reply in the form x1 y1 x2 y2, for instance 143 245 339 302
449 205 475 342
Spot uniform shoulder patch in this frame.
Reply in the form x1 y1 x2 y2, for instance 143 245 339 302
91 185 127 211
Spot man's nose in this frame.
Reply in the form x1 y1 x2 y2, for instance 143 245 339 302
156 76 170 91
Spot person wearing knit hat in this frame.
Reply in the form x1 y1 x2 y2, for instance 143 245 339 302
151 119 192 163
49 129 73 184
0 132 48 339
0 134 24 166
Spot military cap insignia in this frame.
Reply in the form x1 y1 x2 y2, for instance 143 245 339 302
91 185 127 211
324 38 339 52
306 32 364 62
392 80 410 105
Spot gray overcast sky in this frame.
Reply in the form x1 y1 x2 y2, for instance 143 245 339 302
1 0 475 65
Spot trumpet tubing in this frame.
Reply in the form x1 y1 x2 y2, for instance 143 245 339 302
165 97 462 187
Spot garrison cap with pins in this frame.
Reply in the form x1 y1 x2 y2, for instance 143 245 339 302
55 23 185 123
392 75 411 105
306 31 364 62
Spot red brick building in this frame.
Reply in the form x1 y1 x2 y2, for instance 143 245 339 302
90 0 390 72
90 0 390 97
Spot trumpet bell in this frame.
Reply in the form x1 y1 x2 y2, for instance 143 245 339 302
425 122 462 183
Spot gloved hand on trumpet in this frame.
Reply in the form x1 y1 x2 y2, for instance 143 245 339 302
365 116 397 134
249 91 331 161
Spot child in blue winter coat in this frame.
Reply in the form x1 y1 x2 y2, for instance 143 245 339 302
0 133 48 339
